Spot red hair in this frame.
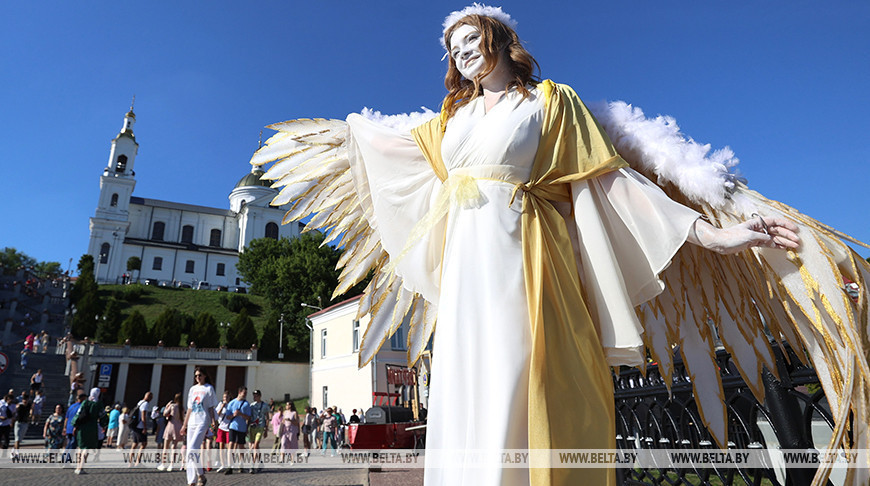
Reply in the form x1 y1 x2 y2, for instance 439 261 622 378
442 15 540 120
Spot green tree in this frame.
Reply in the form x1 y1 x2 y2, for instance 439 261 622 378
236 233 366 359
126 256 141 283
32 261 62 279
95 298 123 344
0 247 36 273
70 254 95 303
118 310 150 345
190 312 220 348
71 255 101 339
227 308 257 349
151 308 184 346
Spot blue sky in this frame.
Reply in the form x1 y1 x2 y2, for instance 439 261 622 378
1 1 868 269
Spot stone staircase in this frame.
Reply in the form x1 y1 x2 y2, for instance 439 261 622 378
0 348 69 444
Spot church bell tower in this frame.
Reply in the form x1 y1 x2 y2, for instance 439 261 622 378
88 100 138 283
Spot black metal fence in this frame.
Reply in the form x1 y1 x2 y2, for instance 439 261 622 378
614 346 836 486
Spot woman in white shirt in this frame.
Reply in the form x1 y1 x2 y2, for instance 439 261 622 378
180 367 217 486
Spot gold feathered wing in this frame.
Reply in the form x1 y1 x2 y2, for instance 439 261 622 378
250 117 438 369
254 104 869 484
593 101 870 485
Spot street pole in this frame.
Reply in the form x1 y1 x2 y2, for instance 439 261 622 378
278 313 284 360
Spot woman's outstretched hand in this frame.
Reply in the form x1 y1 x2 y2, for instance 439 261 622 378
689 216 801 255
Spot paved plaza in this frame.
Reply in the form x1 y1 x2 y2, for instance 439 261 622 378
0 464 424 485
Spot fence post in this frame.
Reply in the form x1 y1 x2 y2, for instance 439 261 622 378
762 347 829 486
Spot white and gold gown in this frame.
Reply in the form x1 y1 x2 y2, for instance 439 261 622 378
346 86 699 485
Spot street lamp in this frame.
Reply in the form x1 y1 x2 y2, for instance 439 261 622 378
218 321 231 346
278 314 284 360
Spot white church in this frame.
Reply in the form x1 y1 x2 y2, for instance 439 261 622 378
87 106 301 287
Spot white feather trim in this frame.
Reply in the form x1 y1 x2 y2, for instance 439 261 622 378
590 101 743 210
360 107 437 131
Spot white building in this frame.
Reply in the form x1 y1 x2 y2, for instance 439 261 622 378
308 295 429 416
87 105 301 286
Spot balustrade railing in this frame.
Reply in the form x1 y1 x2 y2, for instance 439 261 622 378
614 346 837 486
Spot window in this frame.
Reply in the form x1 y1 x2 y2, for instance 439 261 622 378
352 319 360 352
265 222 279 240
116 155 127 173
209 229 222 247
322 386 328 409
152 256 163 271
151 221 165 241
181 225 194 244
185 260 194 273
216 263 225 276
99 243 110 264
390 324 406 351
110 193 119 207
321 329 327 358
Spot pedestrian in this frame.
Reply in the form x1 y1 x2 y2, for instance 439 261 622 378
280 402 299 453
68 373 83 406
152 405 165 450
64 393 85 451
180 367 218 486
223 386 250 474
302 406 317 454
128 391 152 467
158 393 184 471
30 369 43 393
43 404 65 449
321 407 337 456
106 404 120 447
0 394 14 450
314 407 323 450
73 388 104 475
247 389 268 473
117 406 130 449
349 409 361 424
40 331 50 353
19 349 27 370
12 394 31 455
334 407 346 445
214 390 231 472
271 403 283 451
30 389 44 425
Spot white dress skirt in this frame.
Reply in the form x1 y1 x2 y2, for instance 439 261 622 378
346 87 700 486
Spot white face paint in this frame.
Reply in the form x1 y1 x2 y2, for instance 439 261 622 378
449 24 486 81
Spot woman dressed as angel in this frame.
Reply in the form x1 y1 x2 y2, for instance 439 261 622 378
260 5 807 486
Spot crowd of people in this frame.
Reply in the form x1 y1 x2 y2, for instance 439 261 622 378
1 363 368 486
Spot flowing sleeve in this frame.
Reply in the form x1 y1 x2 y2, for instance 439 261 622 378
571 167 701 366
345 114 444 305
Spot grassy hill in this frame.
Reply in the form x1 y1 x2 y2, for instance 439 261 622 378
99 284 271 345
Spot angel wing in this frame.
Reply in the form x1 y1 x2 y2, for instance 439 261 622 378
250 110 439 369
254 100 868 484
592 101 870 484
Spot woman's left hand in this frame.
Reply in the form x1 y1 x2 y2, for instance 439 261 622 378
691 216 800 255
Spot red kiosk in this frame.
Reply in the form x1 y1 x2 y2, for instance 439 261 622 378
346 364 426 449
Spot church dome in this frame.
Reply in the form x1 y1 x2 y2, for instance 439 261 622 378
235 168 271 189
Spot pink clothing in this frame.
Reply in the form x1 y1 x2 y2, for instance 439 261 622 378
280 411 299 452
271 409 282 435
162 402 183 442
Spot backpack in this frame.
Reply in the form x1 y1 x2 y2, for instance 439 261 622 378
128 401 142 428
